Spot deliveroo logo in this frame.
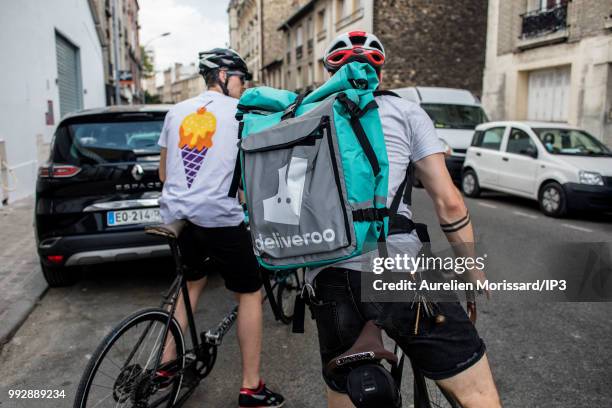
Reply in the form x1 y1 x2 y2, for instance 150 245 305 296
263 157 308 225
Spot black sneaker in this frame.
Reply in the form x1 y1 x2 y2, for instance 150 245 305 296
239 380 285 408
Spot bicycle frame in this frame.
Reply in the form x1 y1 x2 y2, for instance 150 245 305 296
149 237 287 378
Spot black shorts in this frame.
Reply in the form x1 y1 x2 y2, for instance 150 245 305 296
311 268 486 392
177 222 262 293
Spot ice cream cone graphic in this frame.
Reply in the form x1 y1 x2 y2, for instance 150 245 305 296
178 105 216 188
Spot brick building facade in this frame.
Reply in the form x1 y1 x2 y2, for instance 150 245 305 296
483 0 612 144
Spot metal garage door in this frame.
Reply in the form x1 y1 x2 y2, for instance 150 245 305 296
527 66 570 122
55 33 82 118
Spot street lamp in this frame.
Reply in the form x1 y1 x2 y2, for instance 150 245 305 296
144 32 171 48
142 32 171 104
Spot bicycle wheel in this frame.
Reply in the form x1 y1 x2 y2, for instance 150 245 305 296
74 308 186 408
275 269 301 324
413 367 461 408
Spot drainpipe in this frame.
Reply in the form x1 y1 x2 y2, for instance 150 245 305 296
112 0 121 105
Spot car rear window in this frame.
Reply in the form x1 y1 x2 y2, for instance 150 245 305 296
52 119 164 164
421 104 488 130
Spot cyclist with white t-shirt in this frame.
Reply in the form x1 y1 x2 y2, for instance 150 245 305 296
309 32 502 408
157 48 285 408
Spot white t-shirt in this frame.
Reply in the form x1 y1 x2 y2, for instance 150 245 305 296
307 95 445 281
158 91 244 227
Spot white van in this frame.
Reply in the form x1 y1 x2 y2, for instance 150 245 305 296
462 121 612 217
392 86 488 182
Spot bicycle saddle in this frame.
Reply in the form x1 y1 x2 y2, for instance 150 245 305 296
325 320 397 376
145 220 188 240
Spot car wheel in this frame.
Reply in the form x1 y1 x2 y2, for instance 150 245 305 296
40 261 78 287
461 169 481 198
538 182 567 217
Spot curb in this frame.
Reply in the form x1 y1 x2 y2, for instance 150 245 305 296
0 278 48 347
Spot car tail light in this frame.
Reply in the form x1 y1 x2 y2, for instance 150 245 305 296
46 255 64 264
38 164 81 178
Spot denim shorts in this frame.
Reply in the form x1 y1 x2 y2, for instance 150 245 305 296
311 268 486 392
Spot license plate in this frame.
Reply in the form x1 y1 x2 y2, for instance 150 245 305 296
107 208 162 226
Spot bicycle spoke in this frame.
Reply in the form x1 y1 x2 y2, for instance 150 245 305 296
90 383 114 391
90 393 113 408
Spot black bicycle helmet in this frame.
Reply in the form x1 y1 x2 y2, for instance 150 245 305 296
198 48 252 95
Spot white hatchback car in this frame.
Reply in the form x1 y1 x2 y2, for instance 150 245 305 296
462 121 612 217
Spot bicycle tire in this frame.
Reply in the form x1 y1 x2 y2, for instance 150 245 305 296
74 308 186 408
276 269 301 325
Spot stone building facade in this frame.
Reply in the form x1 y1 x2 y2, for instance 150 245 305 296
230 0 488 95
155 63 204 104
373 0 488 94
228 0 263 83
483 0 612 144
279 0 375 92
91 0 143 104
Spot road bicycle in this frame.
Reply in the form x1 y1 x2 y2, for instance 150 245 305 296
73 219 475 407
73 220 302 408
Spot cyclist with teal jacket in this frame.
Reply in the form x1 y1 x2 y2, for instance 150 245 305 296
308 31 502 408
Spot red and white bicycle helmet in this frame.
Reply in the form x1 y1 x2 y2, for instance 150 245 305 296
324 31 386 74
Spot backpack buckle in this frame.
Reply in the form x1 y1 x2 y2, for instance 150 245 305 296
337 92 362 118
281 102 298 120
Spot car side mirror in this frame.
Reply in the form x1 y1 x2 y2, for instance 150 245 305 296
520 146 538 158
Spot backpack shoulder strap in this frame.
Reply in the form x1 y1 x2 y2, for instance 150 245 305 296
389 161 414 217
373 90 401 98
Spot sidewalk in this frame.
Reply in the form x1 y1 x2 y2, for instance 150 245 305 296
0 197 47 346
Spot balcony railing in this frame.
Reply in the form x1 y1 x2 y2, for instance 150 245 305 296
520 3 568 39
335 7 364 30
296 45 303 60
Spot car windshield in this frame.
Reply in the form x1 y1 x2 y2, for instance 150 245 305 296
420 104 488 130
53 119 164 164
533 128 611 156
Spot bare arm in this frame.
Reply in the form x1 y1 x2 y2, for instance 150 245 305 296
159 147 167 183
415 153 487 290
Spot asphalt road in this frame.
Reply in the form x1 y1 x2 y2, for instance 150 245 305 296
1 188 611 407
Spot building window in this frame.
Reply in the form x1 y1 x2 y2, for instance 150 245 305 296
296 66 303 90
296 25 303 47
335 0 364 30
286 32 291 63
296 25 304 60
307 17 314 53
336 0 348 20
521 0 568 38
316 8 327 41
308 63 314 86
319 59 327 83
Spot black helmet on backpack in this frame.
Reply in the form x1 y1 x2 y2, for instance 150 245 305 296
198 48 253 81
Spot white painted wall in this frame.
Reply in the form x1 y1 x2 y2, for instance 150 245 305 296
0 0 105 203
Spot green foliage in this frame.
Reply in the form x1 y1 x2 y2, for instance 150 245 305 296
144 90 162 104
141 46 155 78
